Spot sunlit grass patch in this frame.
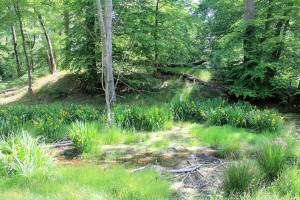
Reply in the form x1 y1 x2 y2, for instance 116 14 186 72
273 165 300 197
164 67 213 82
189 125 278 158
0 165 171 200
152 139 170 148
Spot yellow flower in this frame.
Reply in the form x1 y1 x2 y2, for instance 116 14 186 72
295 132 299 136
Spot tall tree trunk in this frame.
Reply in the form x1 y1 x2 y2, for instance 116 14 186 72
46 50 52 73
104 0 116 105
15 3 32 92
64 0 71 68
35 8 57 74
8 6 21 77
243 0 256 68
96 0 117 123
154 0 160 73
86 0 97 83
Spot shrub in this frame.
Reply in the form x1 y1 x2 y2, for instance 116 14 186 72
222 161 258 195
256 142 288 181
0 131 56 180
69 121 98 152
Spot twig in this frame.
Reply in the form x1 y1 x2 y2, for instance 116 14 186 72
130 166 147 173
168 164 202 173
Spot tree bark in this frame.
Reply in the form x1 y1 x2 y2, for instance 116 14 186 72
46 50 52 73
8 6 21 77
64 0 71 67
96 0 117 123
15 3 32 92
35 8 57 74
244 0 256 67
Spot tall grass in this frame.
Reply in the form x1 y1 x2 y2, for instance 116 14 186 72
0 131 56 180
255 142 288 181
222 161 259 195
68 121 99 152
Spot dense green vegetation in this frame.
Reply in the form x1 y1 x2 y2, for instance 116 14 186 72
0 0 299 199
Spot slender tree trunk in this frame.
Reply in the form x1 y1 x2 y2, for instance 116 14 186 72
96 0 117 123
244 0 256 67
46 50 52 73
64 0 71 67
154 0 160 73
104 0 116 105
15 3 32 92
8 6 21 77
35 8 57 74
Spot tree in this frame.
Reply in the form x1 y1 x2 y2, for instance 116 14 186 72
15 1 32 92
96 0 117 122
34 8 57 74
8 6 21 77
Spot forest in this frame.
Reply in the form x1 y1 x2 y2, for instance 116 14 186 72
0 0 299 199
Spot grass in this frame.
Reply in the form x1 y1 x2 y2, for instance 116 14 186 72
222 161 259 195
274 165 300 197
0 131 56 180
0 68 49 93
189 125 277 158
255 142 288 181
152 139 170 148
68 121 99 152
0 165 172 200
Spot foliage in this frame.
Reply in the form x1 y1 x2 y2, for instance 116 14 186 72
113 104 172 131
0 131 56 180
171 98 284 132
255 142 288 181
205 101 284 132
0 103 105 140
68 121 98 153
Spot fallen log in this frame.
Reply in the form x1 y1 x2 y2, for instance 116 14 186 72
167 60 207 68
157 68 209 86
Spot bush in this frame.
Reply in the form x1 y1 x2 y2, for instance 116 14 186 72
256 142 288 181
68 121 98 152
222 161 258 195
0 131 56 180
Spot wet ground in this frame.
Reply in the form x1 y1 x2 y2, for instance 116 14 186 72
53 124 227 199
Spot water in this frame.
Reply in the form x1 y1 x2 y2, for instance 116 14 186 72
283 113 300 133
